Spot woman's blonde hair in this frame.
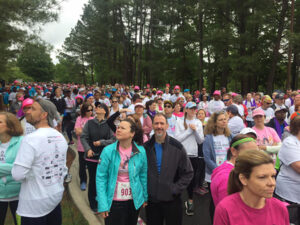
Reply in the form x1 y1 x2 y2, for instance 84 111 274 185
204 111 230 136
227 149 273 195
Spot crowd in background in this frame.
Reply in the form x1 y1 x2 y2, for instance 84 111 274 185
0 80 300 225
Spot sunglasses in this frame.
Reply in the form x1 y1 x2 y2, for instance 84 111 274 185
112 101 118 103
266 102 272 105
87 109 93 112
223 99 230 102
164 105 172 108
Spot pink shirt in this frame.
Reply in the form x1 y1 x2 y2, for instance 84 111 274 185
211 161 234 206
113 145 132 201
173 112 184 118
252 126 280 146
75 116 94 152
214 193 290 225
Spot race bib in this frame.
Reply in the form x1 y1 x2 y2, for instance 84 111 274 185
116 182 132 200
216 155 226 166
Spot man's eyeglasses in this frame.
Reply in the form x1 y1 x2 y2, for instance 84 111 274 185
164 105 172 108
112 101 118 103
223 99 230 102
266 102 272 105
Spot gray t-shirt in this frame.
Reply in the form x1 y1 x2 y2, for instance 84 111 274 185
275 135 300 203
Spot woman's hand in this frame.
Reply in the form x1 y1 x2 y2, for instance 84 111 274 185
93 141 101 146
101 211 109 218
189 124 196 131
142 202 148 208
87 150 94 158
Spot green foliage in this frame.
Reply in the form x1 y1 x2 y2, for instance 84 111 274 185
0 0 60 73
17 41 54 81
56 0 300 92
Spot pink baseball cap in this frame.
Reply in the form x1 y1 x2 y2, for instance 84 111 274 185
75 95 84 101
157 90 163 95
213 90 221 96
231 92 238 97
252 108 265 118
134 86 140 90
174 85 180 90
22 98 34 110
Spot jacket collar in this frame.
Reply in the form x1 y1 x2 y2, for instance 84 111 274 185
115 141 140 155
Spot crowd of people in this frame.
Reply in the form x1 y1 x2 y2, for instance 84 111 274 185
0 80 300 225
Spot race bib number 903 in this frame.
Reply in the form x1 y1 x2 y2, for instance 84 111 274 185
116 182 132 200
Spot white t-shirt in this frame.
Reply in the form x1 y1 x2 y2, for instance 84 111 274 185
275 135 300 204
13 128 68 217
233 103 244 117
213 135 230 167
162 93 171 101
9 92 16 102
228 116 245 137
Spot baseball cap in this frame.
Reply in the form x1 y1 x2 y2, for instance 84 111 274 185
22 98 34 109
262 95 272 103
35 99 59 128
185 102 197 109
213 90 221 96
75 95 84 101
252 108 265 117
226 105 239 115
174 85 180 90
134 103 145 108
164 100 173 107
275 93 285 99
134 86 140 90
184 89 190 93
274 106 288 113
240 127 257 138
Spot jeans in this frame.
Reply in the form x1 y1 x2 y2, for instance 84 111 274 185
0 200 18 225
146 196 182 225
86 160 98 210
21 204 61 225
78 151 87 184
105 200 140 225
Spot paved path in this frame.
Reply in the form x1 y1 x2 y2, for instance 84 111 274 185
68 139 103 225
68 139 212 225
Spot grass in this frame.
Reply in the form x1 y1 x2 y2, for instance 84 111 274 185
5 189 89 225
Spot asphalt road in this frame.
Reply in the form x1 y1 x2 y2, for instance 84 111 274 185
139 191 212 225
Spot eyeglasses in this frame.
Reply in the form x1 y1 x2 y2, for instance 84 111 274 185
266 102 272 105
164 105 172 108
112 101 118 103
87 109 93 112
223 99 230 102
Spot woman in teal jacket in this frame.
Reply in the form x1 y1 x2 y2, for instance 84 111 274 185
0 112 23 225
96 118 147 225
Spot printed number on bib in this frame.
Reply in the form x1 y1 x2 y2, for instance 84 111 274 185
117 182 132 200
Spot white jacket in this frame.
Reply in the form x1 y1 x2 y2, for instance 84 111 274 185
175 118 204 157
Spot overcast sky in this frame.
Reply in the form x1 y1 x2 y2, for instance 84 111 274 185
40 0 89 63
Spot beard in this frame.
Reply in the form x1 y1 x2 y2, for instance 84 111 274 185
27 115 41 127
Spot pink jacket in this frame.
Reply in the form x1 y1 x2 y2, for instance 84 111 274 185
211 161 234 206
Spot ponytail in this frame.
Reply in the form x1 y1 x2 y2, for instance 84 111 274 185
184 112 188 130
227 170 243 195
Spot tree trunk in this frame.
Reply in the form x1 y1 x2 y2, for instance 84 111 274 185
267 0 289 92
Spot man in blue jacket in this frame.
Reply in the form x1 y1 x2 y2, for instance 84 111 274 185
144 113 193 225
